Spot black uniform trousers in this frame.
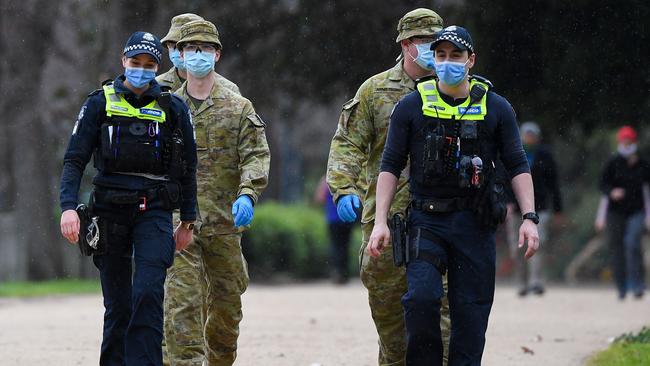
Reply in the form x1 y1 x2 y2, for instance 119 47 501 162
93 205 175 366
402 208 496 366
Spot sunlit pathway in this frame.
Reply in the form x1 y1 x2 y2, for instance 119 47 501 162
0 283 647 365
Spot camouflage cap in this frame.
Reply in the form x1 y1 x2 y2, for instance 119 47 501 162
396 8 444 43
177 20 222 50
161 13 204 45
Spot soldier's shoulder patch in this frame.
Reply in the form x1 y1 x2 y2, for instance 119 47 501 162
246 113 266 128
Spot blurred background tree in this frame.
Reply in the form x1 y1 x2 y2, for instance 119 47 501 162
0 0 647 280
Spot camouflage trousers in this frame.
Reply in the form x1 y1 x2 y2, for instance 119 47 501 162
360 221 450 366
162 229 249 366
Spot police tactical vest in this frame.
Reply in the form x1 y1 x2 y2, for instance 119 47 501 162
96 83 170 176
416 78 490 189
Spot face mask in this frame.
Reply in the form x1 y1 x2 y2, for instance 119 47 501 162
124 67 156 88
184 51 215 78
409 42 435 70
169 48 185 71
435 59 469 86
618 143 638 158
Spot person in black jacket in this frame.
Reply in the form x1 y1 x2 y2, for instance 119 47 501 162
59 31 197 365
506 121 563 296
597 125 650 300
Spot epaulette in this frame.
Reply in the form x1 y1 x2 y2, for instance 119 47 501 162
469 74 493 89
88 88 102 97
415 75 436 85
101 78 113 86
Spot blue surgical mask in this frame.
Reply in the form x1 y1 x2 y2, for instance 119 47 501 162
169 48 185 71
184 51 215 78
124 67 156 88
435 60 469 86
410 42 435 70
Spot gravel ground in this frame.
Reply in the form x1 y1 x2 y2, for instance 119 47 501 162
0 282 647 365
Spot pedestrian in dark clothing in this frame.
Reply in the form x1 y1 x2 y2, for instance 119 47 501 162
505 121 563 296
597 125 650 300
315 177 354 284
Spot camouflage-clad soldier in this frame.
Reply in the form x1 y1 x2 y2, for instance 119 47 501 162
163 20 270 366
156 13 240 95
326 8 450 366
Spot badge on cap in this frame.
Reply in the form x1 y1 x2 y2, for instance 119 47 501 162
143 33 155 42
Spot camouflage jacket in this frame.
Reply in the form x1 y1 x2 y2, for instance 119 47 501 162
175 82 270 234
156 67 241 95
327 62 415 224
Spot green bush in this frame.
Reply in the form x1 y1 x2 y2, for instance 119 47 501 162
242 201 361 280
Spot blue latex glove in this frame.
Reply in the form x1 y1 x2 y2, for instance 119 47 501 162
232 195 254 227
336 194 361 223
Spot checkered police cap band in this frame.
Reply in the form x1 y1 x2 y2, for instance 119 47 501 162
123 43 163 60
436 33 474 52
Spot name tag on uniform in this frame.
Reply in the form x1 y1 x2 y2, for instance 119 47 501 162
458 106 481 115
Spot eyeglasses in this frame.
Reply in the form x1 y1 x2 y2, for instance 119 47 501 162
183 43 217 53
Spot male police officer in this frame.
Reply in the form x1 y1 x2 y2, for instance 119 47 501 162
327 8 450 365
59 31 197 365
163 20 270 366
157 13 240 95
368 26 539 365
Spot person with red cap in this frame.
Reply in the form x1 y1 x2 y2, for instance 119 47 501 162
597 125 650 299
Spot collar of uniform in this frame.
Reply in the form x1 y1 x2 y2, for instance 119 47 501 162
387 61 416 90
158 67 179 84
176 77 228 115
113 74 162 99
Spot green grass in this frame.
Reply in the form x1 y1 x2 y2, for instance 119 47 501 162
0 279 100 297
588 327 650 366
588 343 650 366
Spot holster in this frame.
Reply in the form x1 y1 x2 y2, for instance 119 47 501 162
390 213 409 267
410 228 448 275
76 204 108 256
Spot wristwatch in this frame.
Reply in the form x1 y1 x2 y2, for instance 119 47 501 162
522 212 540 225
181 221 195 230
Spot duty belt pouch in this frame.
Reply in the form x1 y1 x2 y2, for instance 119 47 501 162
489 182 507 226
91 188 139 224
158 181 181 210
390 213 408 267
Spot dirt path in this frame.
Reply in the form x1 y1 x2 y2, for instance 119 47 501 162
0 283 647 365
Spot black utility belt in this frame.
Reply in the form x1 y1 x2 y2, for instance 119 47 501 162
411 197 471 213
93 181 181 212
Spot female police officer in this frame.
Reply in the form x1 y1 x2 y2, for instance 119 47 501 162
368 26 539 366
59 31 197 365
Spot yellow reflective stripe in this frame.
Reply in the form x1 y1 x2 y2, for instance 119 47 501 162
102 84 166 123
418 79 489 120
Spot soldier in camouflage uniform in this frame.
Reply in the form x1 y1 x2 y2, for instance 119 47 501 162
163 20 270 366
157 13 240 95
326 8 450 366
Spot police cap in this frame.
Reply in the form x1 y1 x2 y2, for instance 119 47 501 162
432 25 474 54
123 31 164 64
